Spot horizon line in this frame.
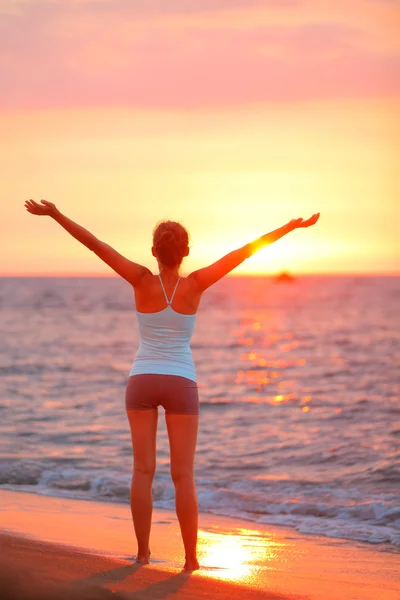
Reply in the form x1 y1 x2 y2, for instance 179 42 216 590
0 271 399 278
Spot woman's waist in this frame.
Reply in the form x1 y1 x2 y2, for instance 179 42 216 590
130 353 196 381
134 343 194 362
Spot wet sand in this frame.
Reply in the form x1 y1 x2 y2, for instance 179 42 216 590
0 489 399 599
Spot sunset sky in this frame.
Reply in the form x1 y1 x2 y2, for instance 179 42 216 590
1 0 399 276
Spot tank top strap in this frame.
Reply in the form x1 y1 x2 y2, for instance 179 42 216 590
158 274 169 304
169 276 181 304
158 274 181 305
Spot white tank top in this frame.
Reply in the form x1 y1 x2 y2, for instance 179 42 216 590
129 275 197 382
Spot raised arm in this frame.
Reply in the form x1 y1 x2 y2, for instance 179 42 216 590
189 213 320 292
24 199 151 286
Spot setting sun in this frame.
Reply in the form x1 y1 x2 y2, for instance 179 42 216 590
2 101 399 275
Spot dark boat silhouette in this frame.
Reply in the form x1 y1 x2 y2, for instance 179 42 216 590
275 271 295 283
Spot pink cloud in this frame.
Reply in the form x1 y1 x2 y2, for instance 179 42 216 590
1 0 299 18
0 1 399 109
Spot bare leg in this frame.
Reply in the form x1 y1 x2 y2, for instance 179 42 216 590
127 408 158 563
166 413 199 570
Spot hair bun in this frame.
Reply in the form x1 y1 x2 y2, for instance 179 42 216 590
160 229 176 240
157 230 176 247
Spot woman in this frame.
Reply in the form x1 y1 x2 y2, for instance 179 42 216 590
24 198 319 571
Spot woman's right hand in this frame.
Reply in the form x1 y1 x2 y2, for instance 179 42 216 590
290 213 320 229
25 199 58 217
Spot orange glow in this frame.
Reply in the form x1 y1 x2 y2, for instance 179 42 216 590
301 396 312 404
0 101 397 277
197 527 284 582
272 393 297 404
2 488 398 599
1 0 398 276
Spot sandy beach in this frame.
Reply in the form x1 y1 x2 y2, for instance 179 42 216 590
1 489 399 600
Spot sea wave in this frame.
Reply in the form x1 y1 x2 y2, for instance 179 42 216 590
1 276 399 553
1 459 399 550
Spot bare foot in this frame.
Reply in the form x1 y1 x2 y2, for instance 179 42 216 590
183 557 200 571
136 548 151 564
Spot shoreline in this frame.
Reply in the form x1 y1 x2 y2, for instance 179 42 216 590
2 483 398 554
1 489 399 599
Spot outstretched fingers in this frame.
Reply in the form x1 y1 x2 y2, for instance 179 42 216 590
24 198 56 216
290 213 320 229
301 213 320 227
24 199 43 215
25 199 38 213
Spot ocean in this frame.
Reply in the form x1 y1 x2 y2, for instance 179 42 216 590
1 275 399 551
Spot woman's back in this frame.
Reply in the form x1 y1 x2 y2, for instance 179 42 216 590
133 272 202 315
130 274 200 382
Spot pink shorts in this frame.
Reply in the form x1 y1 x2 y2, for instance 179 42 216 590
125 374 199 415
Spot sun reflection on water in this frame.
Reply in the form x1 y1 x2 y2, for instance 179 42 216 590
197 527 286 583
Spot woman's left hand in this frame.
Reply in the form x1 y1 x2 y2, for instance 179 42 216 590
290 213 320 229
25 199 58 217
